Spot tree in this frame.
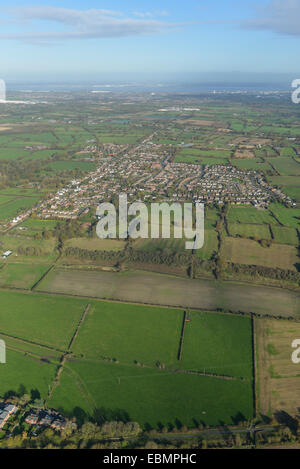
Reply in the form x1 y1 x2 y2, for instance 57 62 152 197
19 394 31 406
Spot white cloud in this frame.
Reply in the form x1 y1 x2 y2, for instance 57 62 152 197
0 6 183 42
133 10 169 19
243 0 300 36
133 12 153 19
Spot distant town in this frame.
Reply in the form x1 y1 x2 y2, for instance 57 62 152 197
0 136 294 231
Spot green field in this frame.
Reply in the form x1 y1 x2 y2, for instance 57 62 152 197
0 349 58 400
227 207 277 225
270 176 300 201
0 263 51 289
270 204 300 229
28 149 57 160
0 148 29 160
232 159 271 172
0 290 86 349
72 301 183 367
50 304 254 428
0 235 57 263
181 311 253 378
270 157 300 176
50 359 253 428
271 226 299 245
0 197 40 221
0 188 42 197
196 230 218 260
228 223 271 240
0 196 16 206
175 154 229 165
65 237 126 252
21 218 59 231
205 208 220 230
222 237 298 271
133 237 185 253
0 287 255 429
47 161 96 172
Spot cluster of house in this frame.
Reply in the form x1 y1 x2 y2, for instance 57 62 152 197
0 403 18 429
32 135 295 221
25 409 66 431
0 126 293 225
0 207 38 232
166 163 291 206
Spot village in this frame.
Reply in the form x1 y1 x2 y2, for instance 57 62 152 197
34 138 294 221
0 135 295 230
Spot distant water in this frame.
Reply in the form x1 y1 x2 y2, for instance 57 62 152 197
6 82 290 94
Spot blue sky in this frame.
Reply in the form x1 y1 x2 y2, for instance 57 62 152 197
1 0 300 82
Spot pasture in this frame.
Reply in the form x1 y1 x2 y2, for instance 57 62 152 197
175 154 229 165
0 197 40 221
205 207 220 230
270 204 300 229
133 237 186 253
256 318 300 417
0 235 58 263
180 311 253 378
221 237 298 271
227 207 276 225
0 286 255 429
0 263 51 289
228 223 271 240
65 237 126 252
49 359 254 428
0 349 58 400
195 230 218 260
270 157 300 176
72 301 183 367
271 226 299 246
232 159 272 172
46 161 96 172
270 177 300 202
0 290 87 349
21 218 59 231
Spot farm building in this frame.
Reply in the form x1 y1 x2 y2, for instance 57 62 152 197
2 250 12 259
0 403 18 429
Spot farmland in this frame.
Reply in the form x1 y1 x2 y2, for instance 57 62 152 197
0 290 86 349
0 91 298 439
65 237 126 252
228 223 271 240
50 302 254 428
221 237 298 271
180 311 253 378
256 318 300 417
269 204 300 229
71 301 183 367
0 263 51 289
0 235 58 263
0 349 58 401
0 288 255 429
227 207 277 225
271 226 299 246
36 268 300 317
0 196 40 222
49 360 253 428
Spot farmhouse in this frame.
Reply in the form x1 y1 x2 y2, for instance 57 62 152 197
2 250 12 259
0 403 18 429
25 409 66 431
